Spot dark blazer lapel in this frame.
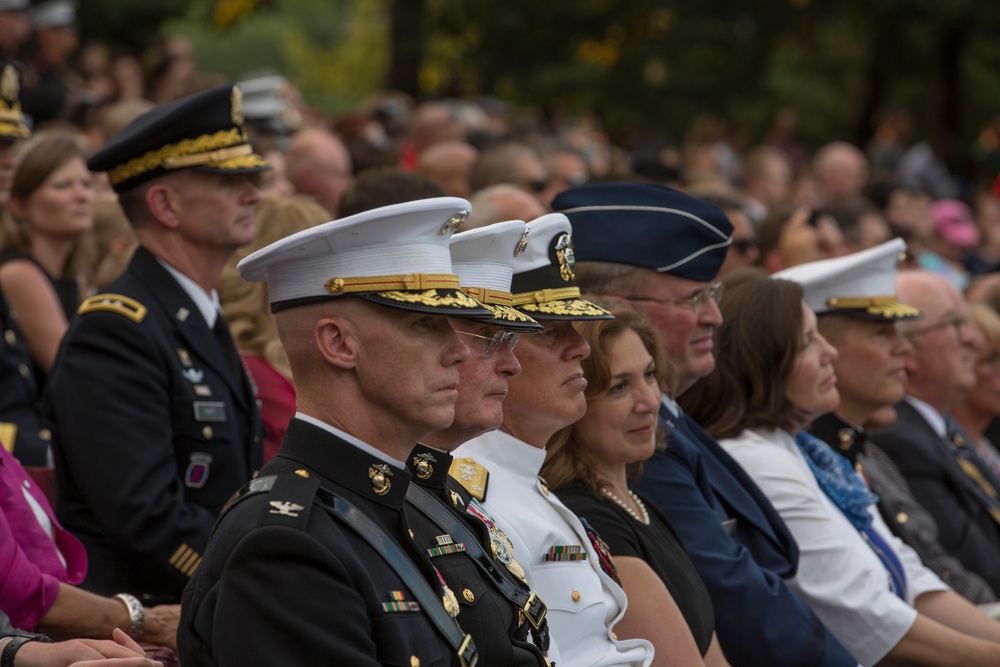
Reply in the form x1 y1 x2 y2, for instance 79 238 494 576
664 409 796 559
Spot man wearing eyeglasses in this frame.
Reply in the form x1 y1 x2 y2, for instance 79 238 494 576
554 182 857 667
403 220 558 666
870 269 1000 593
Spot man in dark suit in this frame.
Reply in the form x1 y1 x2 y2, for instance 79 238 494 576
43 85 268 607
179 198 491 666
553 182 856 667
870 269 1000 592
776 241 998 605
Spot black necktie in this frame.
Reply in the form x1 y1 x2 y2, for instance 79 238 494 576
212 315 243 381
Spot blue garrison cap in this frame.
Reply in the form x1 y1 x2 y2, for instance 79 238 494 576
551 182 734 282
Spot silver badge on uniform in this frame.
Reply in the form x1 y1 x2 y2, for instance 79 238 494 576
182 368 205 384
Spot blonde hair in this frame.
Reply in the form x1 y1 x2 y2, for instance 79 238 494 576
970 303 1000 351
542 297 669 491
219 195 331 378
3 131 95 282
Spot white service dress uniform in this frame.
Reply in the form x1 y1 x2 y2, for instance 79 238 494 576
455 430 653 667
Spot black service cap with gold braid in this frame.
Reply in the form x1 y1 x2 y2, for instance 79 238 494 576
510 213 613 321
238 197 492 318
0 62 31 141
774 238 922 321
87 83 270 193
449 220 543 333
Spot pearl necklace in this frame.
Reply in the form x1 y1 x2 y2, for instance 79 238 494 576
599 487 650 525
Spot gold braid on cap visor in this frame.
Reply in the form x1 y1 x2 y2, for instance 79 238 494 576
825 295 921 319
462 287 539 324
107 128 266 185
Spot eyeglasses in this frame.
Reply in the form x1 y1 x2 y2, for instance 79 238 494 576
457 329 519 356
523 179 549 194
623 282 725 313
732 238 758 255
903 313 967 339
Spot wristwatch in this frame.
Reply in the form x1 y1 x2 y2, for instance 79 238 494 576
113 592 145 640
1 633 53 667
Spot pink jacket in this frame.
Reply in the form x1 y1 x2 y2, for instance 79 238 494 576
0 446 87 630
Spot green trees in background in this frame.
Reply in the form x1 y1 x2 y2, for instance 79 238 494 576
80 0 1000 157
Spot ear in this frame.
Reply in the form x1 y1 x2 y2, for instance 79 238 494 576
6 195 25 220
763 249 784 274
313 315 359 370
144 183 183 230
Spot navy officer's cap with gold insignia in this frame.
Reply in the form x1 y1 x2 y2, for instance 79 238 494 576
0 60 31 141
552 182 733 282
238 196 492 319
774 238 922 321
87 83 270 193
449 220 543 333
510 213 613 321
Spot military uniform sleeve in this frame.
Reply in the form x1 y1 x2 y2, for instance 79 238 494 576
44 309 216 596
638 444 857 667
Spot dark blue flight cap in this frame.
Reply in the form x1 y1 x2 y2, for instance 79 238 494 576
88 84 270 193
551 182 734 282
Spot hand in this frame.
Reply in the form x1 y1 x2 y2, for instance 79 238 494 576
139 605 180 651
13 629 163 667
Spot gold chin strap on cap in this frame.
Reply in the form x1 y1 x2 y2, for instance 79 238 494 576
462 287 513 305
511 286 581 307
325 273 461 294
825 295 921 319
163 143 253 169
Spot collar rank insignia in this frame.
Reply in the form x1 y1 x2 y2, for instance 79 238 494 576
412 451 436 479
369 463 393 495
269 501 305 517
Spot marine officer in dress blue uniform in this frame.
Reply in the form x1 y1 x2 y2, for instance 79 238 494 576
553 182 857 666
43 84 268 605
179 198 492 666
405 220 555 666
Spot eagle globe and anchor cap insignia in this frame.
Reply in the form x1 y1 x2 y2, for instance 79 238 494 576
369 463 393 495
514 229 530 256
554 232 575 282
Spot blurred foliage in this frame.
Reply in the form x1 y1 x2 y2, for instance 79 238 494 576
80 0 1000 154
